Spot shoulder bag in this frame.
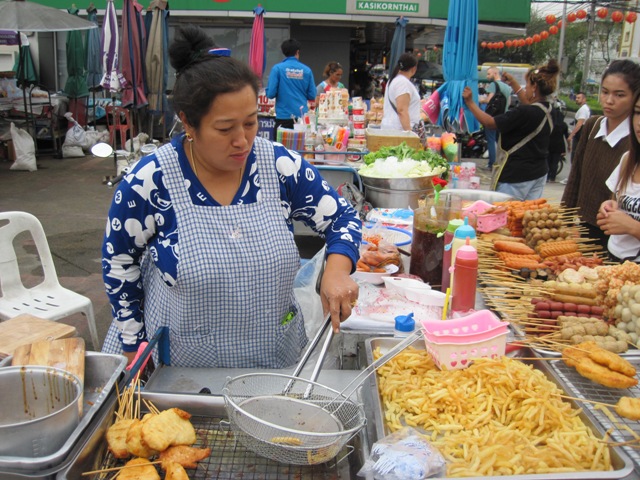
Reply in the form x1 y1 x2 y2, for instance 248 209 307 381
491 103 553 190
388 82 427 145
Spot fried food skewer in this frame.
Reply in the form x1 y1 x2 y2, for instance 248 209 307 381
557 394 640 421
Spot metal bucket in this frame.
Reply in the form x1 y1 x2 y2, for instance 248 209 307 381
360 175 436 209
0 366 82 458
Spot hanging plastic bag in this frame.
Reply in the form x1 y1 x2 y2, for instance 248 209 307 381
63 112 86 148
9 122 36 172
358 427 446 480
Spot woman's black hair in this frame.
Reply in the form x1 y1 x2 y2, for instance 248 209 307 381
602 59 640 96
616 89 640 195
526 59 560 96
323 61 343 79
388 53 418 85
169 25 259 130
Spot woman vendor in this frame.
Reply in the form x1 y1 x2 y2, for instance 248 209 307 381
101 26 362 368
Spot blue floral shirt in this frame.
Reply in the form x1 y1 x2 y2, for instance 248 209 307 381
102 135 362 350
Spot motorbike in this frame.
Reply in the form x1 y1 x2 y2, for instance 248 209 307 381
457 129 487 158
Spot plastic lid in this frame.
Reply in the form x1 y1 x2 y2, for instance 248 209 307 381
455 240 478 260
453 216 476 240
446 218 464 234
394 313 415 332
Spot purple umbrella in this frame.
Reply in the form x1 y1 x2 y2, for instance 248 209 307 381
248 5 265 82
100 0 126 94
121 0 147 108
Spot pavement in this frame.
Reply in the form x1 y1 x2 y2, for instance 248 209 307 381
0 147 570 350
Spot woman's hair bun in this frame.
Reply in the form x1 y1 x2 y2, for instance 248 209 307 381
543 59 560 75
169 25 215 72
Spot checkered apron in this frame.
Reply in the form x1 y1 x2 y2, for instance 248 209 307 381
103 137 306 368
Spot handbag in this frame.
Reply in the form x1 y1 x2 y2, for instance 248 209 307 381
490 103 553 190
388 96 427 145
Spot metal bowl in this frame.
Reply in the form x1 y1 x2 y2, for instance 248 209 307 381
359 174 437 191
439 188 513 204
0 366 82 458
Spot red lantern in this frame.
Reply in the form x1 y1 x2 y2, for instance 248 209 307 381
546 14 556 25
481 41 487 48
540 30 549 40
626 12 637 23
505 39 513 48
567 12 577 23
533 34 541 43
518 39 526 47
557 20 563 28
612 11 624 22
597 8 608 19
525 37 533 45
498 41 504 49
576 9 587 20
549 25 559 35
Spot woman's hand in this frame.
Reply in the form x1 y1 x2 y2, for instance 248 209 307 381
597 199 618 218
319 254 359 333
597 208 637 236
462 86 474 104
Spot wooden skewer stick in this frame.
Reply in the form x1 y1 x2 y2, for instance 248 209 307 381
82 460 163 476
556 393 617 409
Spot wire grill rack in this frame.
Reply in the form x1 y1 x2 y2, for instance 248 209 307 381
549 358 640 473
92 413 345 479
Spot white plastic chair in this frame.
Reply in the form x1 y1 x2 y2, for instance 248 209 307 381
0 211 99 350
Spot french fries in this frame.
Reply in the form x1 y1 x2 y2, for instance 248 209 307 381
375 348 612 477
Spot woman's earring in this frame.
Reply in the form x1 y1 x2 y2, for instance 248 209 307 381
185 133 193 142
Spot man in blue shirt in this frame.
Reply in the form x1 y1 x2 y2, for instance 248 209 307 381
266 38 317 130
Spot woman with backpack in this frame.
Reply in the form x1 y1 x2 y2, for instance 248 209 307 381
462 59 559 201
562 59 640 250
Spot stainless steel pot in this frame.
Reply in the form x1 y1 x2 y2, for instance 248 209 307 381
0 366 82 458
360 175 436 209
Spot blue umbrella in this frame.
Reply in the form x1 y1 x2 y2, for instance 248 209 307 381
85 4 102 90
387 16 408 76
437 0 479 132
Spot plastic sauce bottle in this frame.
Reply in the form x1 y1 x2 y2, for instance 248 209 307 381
451 238 478 314
394 313 415 337
449 217 477 287
441 218 464 292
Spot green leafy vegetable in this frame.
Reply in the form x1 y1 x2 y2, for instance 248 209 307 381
361 142 450 179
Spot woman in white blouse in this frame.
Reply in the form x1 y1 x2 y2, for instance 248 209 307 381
597 90 640 262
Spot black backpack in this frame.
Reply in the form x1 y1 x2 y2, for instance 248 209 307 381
485 81 507 117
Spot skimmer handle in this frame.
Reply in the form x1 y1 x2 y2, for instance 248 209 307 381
336 329 424 402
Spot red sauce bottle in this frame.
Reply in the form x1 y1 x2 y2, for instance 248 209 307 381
451 238 478 314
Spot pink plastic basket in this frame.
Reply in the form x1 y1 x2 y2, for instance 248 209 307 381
462 200 507 233
421 310 509 370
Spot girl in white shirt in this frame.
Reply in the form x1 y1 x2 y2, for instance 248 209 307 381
380 53 423 136
598 91 640 262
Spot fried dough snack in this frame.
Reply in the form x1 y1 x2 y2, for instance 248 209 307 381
165 461 190 480
564 341 638 389
574 357 638 389
126 415 159 458
588 349 636 378
116 458 161 480
561 341 599 368
141 408 196 452
160 445 211 469
107 419 136 459
615 397 640 421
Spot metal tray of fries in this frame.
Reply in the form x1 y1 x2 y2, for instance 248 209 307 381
547 358 640 475
364 337 635 479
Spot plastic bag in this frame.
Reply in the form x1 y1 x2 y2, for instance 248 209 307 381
9 122 37 172
83 128 109 152
63 112 86 148
62 144 85 158
358 427 446 480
